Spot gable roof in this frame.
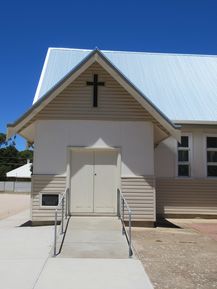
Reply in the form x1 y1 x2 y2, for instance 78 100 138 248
33 48 217 123
8 49 180 141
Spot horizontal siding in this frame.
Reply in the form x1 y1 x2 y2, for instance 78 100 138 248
156 178 217 216
121 177 156 222
31 63 167 134
31 175 66 222
32 175 156 223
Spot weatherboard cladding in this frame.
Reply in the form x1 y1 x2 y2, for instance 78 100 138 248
34 48 217 122
156 178 217 216
31 175 66 222
31 62 168 134
31 175 156 222
121 176 156 221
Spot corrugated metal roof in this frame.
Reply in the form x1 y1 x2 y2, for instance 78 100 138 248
33 48 217 122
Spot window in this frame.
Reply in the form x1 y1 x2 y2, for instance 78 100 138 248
206 136 217 177
177 135 191 177
41 194 59 207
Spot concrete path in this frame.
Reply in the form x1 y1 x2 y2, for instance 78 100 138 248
0 209 54 289
38 216 153 289
0 192 30 220
57 217 130 258
0 211 153 289
35 258 153 289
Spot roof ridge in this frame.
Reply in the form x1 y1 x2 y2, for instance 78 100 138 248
48 47 217 58
49 47 92 52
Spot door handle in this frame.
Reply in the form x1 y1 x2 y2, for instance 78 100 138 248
94 173 97 176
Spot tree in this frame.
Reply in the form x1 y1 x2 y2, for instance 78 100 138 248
0 133 16 148
0 133 6 146
0 146 19 180
18 150 33 161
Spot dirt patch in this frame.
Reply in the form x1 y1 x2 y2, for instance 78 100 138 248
186 223 217 242
0 192 30 220
133 224 217 289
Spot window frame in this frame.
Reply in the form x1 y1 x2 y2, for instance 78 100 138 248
205 134 217 178
39 193 60 209
176 133 192 178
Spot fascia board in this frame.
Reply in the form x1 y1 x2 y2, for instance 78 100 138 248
7 51 97 139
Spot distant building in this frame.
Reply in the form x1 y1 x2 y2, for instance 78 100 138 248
6 160 32 179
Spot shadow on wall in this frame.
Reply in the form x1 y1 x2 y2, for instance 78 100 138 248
36 121 154 177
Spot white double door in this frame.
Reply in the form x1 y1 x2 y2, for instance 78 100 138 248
70 149 118 214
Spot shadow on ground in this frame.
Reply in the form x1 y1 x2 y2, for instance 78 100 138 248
19 220 32 227
156 218 182 229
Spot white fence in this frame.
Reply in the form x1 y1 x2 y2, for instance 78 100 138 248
0 182 31 193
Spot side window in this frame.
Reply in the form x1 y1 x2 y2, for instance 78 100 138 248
41 194 59 207
206 136 217 177
177 135 191 177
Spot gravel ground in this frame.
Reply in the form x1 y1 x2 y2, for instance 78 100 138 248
0 192 30 220
132 222 217 289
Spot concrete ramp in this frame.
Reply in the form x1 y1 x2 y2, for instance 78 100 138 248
58 217 130 258
35 216 154 289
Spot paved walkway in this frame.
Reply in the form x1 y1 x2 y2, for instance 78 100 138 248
0 210 54 289
0 211 153 289
57 217 130 258
35 216 153 289
35 258 153 289
0 192 30 220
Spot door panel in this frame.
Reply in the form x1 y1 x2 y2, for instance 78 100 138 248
70 150 94 213
94 151 117 213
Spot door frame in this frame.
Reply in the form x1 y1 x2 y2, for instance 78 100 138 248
66 146 121 215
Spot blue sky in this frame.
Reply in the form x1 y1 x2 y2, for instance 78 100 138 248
1 0 217 150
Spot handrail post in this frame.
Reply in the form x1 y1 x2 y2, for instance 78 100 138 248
61 197 64 234
53 188 69 257
65 188 69 218
68 189 70 216
117 189 120 219
122 198 125 235
129 210 132 257
65 192 67 219
54 209 57 256
118 190 133 258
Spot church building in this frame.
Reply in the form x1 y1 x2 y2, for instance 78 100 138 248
7 48 217 225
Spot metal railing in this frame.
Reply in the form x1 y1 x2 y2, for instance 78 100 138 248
117 189 133 257
53 188 69 256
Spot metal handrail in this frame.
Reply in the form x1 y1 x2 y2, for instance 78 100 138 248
117 189 133 257
53 188 69 256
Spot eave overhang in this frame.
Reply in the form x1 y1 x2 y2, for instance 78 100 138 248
174 120 217 125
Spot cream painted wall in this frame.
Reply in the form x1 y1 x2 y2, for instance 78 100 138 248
34 120 154 176
155 126 217 178
154 137 177 178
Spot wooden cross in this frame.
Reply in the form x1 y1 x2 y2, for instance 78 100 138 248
86 74 105 107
